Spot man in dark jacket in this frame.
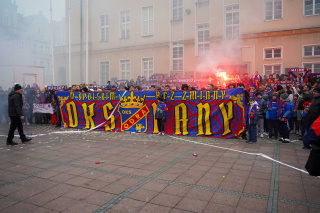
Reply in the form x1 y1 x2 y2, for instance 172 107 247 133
307 87 320 129
7 84 32 145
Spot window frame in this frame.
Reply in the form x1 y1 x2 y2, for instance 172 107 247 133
303 62 320 73
265 0 283 21
142 6 154 37
141 57 154 79
120 10 130 39
263 64 282 76
263 47 283 60
196 23 210 56
172 41 184 72
119 59 131 80
100 61 110 85
100 14 109 42
303 44 320 57
224 4 240 39
304 0 320 16
172 0 183 21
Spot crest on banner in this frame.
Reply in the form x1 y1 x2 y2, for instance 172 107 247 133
117 91 150 132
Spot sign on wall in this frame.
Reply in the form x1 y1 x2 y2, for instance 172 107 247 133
57 88 245 138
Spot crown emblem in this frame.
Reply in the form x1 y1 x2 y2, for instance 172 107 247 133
119 91 146 108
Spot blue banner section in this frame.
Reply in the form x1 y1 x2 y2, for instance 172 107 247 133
57 88 245 138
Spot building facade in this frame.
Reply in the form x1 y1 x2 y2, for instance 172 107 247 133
0 0 53 86
54 0 320 86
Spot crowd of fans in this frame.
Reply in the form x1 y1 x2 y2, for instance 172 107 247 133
0 71 319 147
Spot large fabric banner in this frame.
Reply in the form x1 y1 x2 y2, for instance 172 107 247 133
33 104 54 114
57 88 245 138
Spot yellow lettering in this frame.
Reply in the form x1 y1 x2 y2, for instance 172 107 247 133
152 102 159 133
66 102 79 128
219 101 234 136
200 91 203 100
221 90 226 100
81 103 96 129
156 91 160 99
78 93 82 101
101 93 105 100
163 91 168 100
88 93 92 101
97 92 101 101
142 110 147 115
110 92 115 101
213 91 218 100
197 103 212 136
182 91 187 100
103 103 115 130
83 93 87 100
174 103 189 135
190 91 197 101
206 91 211 100
70 92 74 100
170 91 175 101
135 114 140 119
130 119 135 124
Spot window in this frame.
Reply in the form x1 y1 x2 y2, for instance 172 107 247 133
142 58 154 79
197 23 210 56
172 0 183 21
264 64 281 76
40 45 43 53
304 0 320 16
100 15 109 41
225 5 239 39
32 44 37 53
197 0 209 3
120 10 130 39
303 63 320 73
142 6 154 36
265 0 282 20
3 15 10 26
172 41 183 71
120 59 130 80
100 61 110 85
304 45 320 57
264 48 282 59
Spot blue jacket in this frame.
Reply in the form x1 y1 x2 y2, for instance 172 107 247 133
267 99 279 120
290 99 298 117
246 102 259 125
279 100 291 119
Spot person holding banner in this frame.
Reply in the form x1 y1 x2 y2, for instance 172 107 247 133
6 84 32 145
155 96 168 135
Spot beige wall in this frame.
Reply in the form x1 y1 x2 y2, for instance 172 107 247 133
54 0 320 85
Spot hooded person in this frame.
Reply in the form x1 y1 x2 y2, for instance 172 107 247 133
265 84 274 100
7 84 32 145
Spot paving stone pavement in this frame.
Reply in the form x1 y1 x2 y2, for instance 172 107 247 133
0 124 319 213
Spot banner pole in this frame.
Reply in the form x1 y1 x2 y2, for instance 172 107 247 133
86 90 127 131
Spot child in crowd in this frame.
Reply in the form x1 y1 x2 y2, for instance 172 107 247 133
279 93 291 143
22 100 30 125
256 92 267 138
267 93 279 139
155 96 168 135
290 94 299 135
246 97 259 144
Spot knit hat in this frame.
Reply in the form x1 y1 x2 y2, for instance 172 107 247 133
251 84 256 88
280 93 288 100
14 84 22 91
277 85 283 91
272 92 278 98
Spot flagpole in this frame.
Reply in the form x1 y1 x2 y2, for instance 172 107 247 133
50 0 55 85
68 0 72 86
86 0 89 84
